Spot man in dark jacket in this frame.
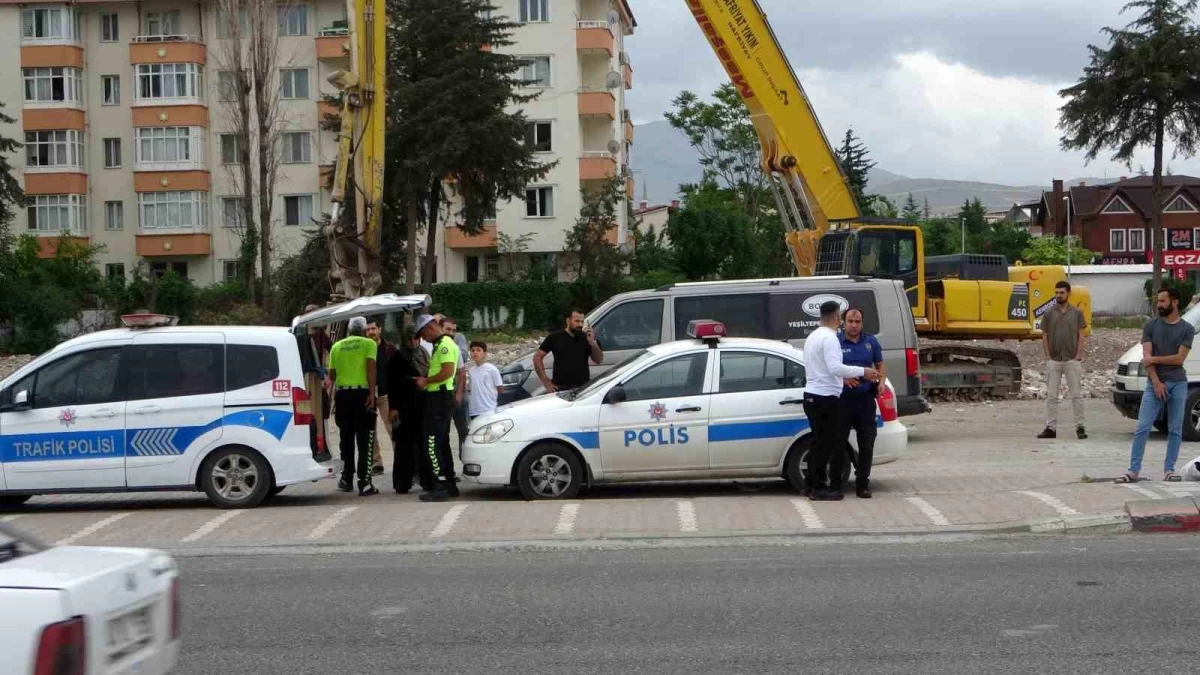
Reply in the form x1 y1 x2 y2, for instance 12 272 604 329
388 325 430 493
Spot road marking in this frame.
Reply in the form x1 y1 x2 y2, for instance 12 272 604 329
306 506 358 541
1123 483 1164 500
676 500 698 532
790 498 824 529
0 514 22 523
906 496 951 526
554 503 581 535
56 513 131 546
1017 490 1079 517
429 504 469 538
181 510 245 543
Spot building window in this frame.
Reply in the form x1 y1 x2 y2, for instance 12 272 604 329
1110 228 1126 252
27 194 87 234
100 12 119 42
279 68 310 99
222 197 245 228
216 7 248 38
103 137 121 168
524 186 553 217
528 252 556 281
484 255 502 279
149 261 189 279
23 67 83 105
135 127 202 166
220 134 244 164
1165 195 1197 213
1128 227 1145 252
105 201 124 230
525 121 552 152
106 263 126 280
277 4 309 36
222 259 244 282
1101 197 1134 215
281 132 312 163
136 63 203 101
21 6 79 42
102 75 120 105
518 57 551 87
138 191 207 231
24 130 84 170
283 195 314 226
518 0 549 22
144 10 181 36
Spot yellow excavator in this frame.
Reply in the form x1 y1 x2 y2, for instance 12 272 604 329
685 0 1092 398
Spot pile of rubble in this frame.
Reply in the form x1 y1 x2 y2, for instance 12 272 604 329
486 337 543 368
0 355 33 380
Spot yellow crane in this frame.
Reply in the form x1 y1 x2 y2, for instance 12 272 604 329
685 0 1092 398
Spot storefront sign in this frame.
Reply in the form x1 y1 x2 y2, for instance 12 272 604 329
1169 228 1194 251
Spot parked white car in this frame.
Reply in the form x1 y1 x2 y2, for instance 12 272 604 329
463 321 907 499
0 521 179 675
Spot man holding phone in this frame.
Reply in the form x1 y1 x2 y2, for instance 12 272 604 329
534 309 604 393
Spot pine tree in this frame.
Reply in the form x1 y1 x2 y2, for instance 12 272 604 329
1059 0 1200 291
835 128 875 209
957 198 988 235
922 197 932 221
0 102 25 226
901 192 921 223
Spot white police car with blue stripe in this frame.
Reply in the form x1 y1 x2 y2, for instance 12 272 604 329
462 320 908 499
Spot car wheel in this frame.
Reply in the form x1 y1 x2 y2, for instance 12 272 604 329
268 486 286 498
0 495 32 508
516 444 582 501
200 447 272 509
1185 388 1200 442
784 437 854 492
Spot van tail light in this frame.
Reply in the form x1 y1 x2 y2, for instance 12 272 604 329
878 385 898 423
170 577 181 641
292 387 314 426
33 616 86 675
905 348 919 378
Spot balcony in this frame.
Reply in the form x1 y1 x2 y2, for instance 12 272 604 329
579 151 618 181
136 230 212 257
622 109 634 142
129 36 206 65
20 45 84 69
317 23 349 60
25 173 87 195
133 171 210 192
623 63 633 89
576 20 614 56
446 222 497 249
577 88 616 119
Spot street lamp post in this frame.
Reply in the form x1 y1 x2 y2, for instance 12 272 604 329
961 217 966 255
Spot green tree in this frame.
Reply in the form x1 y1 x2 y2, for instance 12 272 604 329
901 192 921 223
836 128 874 209
971 219 1033 264
667 186 759 280
563 177 628 294
1058 0 1200 291
957 197 988 235
386 0 553 291
0 102 25 225
665 84 764 217
628 220 674 276
922 197 932 221
1021 235 1097 265
919 217 960 257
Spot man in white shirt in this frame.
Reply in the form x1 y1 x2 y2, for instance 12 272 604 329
802 300 879 500
466 341 504 420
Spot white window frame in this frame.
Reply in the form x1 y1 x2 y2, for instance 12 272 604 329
221 259 243 282
517 0 549 23
24 129 85 171
134 63 204 104
143 10 181 37
524 186 554 218
27 194 87 235
279 68 311 100
215 7 248 38
221 196 245 228
1110 228 1126 252
276 4 309 37
100 11 119 42
134 126 204 170
104 201 124 231
106 263 126 280
102 74 120 106
525 120 552 153
1164 195 1198 213
517 56 551 87
137 191 208 233
1101 196 1134 215
103 137 121 169
1128 227 1145 252
219 134 244 165
23 67 83 106
280 132 312 164
21 5 80 44
282 194 314 226
484 254 502 279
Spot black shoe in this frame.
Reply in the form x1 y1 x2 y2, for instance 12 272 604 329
395 488 410 495
1076 426 1088 440
856 487 872 499
419 489 450 502
372 464 385 476
1037 427 1056 439
359 484 379 496
337 478 353 492
811 490 842 501
445 482 460 498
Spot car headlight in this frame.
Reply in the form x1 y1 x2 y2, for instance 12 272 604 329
1129 362 1143 377
471 419 514 444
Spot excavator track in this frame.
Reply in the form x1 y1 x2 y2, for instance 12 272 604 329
919 344 1023 402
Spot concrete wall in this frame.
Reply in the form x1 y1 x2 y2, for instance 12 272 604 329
1067 264 1152 315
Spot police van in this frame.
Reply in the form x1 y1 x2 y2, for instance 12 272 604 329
464 320 908 499
0 294 429 509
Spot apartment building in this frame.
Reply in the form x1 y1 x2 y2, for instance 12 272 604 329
0 0 348 285
437 0 637 283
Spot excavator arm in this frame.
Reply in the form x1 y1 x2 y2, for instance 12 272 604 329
684 0 860 275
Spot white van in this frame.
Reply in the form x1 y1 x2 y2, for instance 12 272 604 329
1112 303 1200 440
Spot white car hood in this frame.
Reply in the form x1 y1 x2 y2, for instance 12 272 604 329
1117 343 1141 365
493 393 574 418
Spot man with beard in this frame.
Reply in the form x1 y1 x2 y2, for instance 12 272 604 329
1037 281 1088 440
1118 287 1195 484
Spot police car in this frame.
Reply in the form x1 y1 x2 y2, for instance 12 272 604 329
0 293 430 509
1 521 179 674
462 320 908 499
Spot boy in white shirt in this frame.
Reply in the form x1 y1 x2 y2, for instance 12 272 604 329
467 341 504 420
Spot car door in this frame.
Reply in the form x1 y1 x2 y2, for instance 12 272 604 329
0 347 127 490
709 350 807 469
123 334 226 488
597 350 712 474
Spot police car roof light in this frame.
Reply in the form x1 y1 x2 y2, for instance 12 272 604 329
121 313 179 328
686 320 726 341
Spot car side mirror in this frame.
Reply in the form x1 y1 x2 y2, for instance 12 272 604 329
604 384 627 405
7 390 30 412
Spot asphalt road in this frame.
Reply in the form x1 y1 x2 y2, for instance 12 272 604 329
175 534 1200 674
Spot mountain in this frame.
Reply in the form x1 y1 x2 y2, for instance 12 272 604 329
630 121 1109 215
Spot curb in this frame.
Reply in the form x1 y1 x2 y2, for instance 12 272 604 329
1125 497 1200 533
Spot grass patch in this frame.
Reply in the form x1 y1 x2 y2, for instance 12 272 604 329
1092 316 1148 329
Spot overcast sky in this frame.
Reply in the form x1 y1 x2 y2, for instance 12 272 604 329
623 0 1200 185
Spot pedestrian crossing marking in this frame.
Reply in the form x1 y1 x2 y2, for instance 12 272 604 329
181 510 245 542
1017 490 1079 517
56 512 131 546
676 500 698 532
306 506 358 540
554 503 581 535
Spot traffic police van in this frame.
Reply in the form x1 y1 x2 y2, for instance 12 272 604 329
464 320 909 500
0 293 430 509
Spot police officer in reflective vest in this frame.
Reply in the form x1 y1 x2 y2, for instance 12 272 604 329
414 314 461 502
327 316 379 496
838 307 886 499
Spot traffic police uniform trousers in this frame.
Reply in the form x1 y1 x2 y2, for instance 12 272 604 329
422 388 458 489
334 388 376 488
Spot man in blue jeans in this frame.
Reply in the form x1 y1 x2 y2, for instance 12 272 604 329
1118 287 1195 483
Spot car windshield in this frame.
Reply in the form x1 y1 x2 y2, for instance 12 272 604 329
562 349 651 400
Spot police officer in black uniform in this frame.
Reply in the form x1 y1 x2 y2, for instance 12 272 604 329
414 314 461 502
